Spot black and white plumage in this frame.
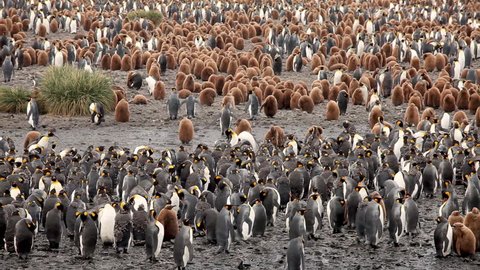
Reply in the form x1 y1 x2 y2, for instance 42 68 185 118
89 102 105 125
27 97 40 130
14 218 36 259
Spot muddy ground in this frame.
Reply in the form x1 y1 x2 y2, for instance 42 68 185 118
1 30 480 270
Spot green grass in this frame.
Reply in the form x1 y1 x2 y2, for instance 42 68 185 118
0 86 31 113
40 66 114 116
127 10 163 26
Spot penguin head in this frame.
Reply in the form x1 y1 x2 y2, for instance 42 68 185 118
55 201 64 211
25 219 36 232
441 190 451 201
80 211 89 221
435 216 447 224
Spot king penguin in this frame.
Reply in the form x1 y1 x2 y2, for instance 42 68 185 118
434 216 453 257
245 92 259 120
215 204 235 253
14 218 36 259
78 211 98 259
173 221 194 269
327 196 346 233
182 95 198 119
146 210 164 262
286 237 305 270
167 89 181 120
388 198 406 246
252 199 267 237
89 102 105 125
45 202 63 248
26 97 40 130
99 203 116 246
2 55 13 82
220 105 234 137
293 52 302 72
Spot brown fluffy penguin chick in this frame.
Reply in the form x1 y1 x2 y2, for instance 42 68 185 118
442 94 456 112
264 125 285 147
115 99 130 122
235 119 252 134
290 92 302 109
351 88 366 105
298 95 315 113
404 103 420 127
423 53 436 72
469 93 480 114
199 88 217 106
427 87 441 108
464 208 480 251
261 95 278 118
452 111 468 125
23 131 41 150
456 89 470 110
449 211 464 226
110 53 122 70
325 100 340 121
452 223 477 256
120 54 132 71
391 86 404 106
222 95 236 109
178 117 194 144
153 81 165 100
131 95 147 105
310 87 324 104
157 205 179 241
37 51 48 66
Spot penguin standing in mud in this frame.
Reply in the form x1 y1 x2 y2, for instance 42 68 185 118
245 92 259 120
216 204 234 253
305 193 323 237
327 196 345 233
364 196 384 247
146 210 164 262
89 102 105 125
167 89 181 120
289 208 307 240
252 199 267 237
27 97 40 130
234 201 254 240
388 198 406 246
127 72 143 89
286 237 305 270
434 216 453 257
273 54 282 75
78 212 98 259
45 202 63 248
114 202 133 253
14 218 36 259
337 90 349 115
293 52 302 72
2 55 13 82
174 221 194 269
181 95 198 119
220 105 233 137
99 203 116 246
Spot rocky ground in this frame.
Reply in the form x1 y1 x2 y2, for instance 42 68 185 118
1 28 480 270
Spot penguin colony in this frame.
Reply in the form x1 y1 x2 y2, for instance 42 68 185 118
1 0 480 268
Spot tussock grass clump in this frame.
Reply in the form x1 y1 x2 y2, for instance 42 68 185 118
127 10 163 26
40 66 115 116
0 86 31 113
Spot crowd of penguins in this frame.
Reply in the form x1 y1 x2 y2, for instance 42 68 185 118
2 0 480 269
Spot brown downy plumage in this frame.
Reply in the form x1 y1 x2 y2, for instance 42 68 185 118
325 100 340 121
235 119 252 134
178 117 194 144
115 99 130 122
261 95 278 118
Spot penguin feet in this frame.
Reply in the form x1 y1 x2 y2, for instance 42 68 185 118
216 247 225 254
